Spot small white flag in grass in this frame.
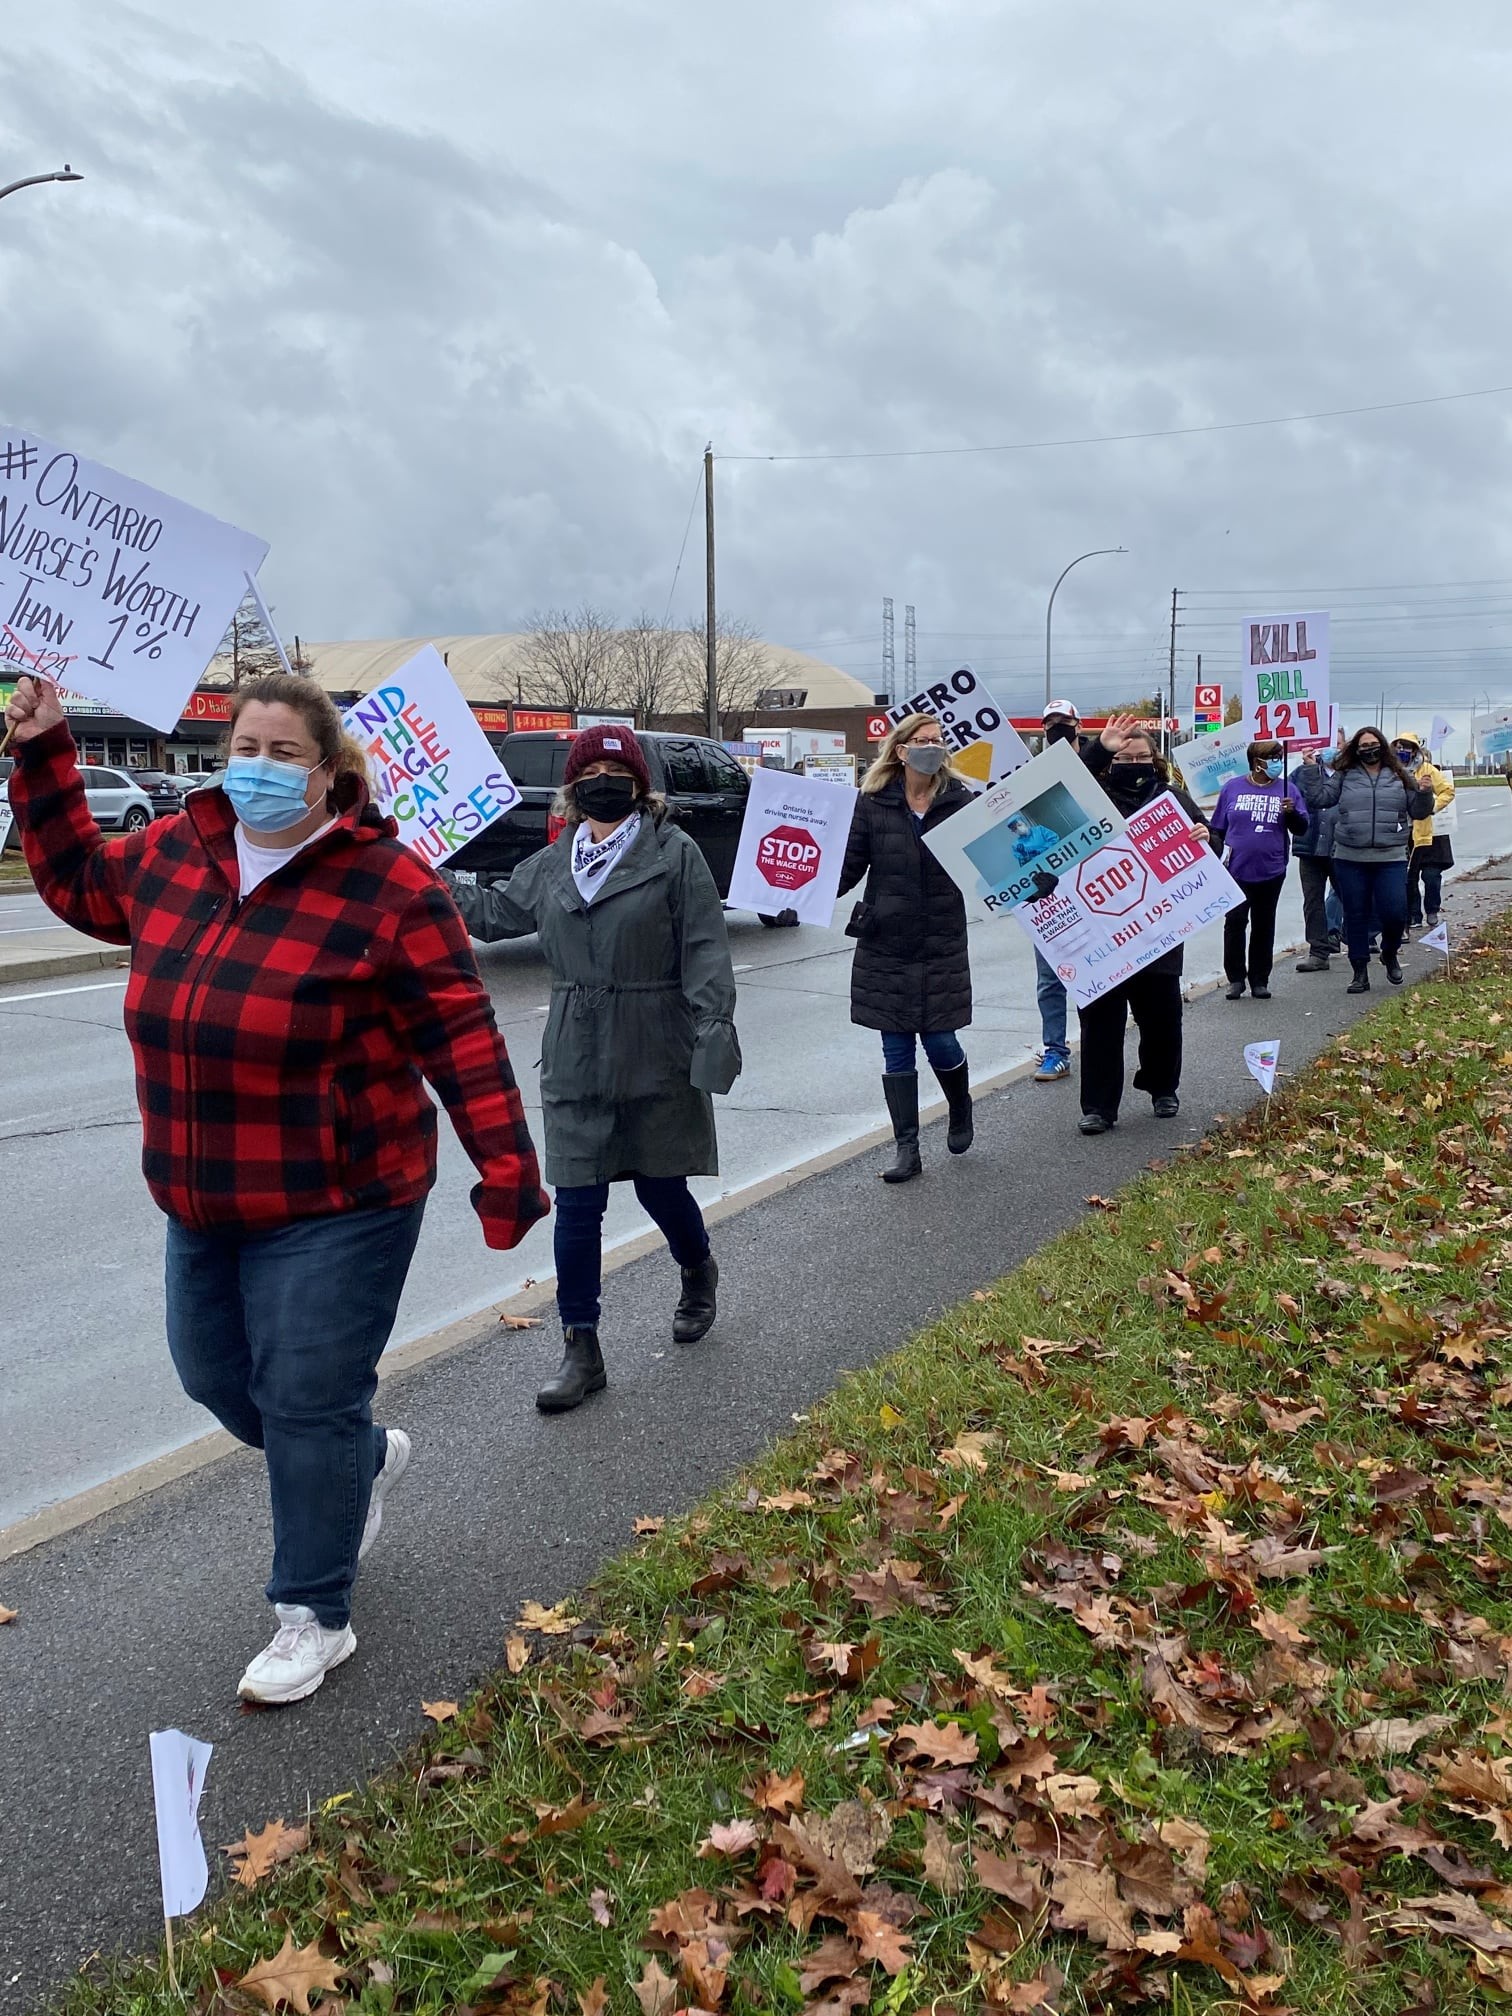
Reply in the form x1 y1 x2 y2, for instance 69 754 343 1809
1421 921 1450 955
1244 1040 1280 1096
149 1728 213 1919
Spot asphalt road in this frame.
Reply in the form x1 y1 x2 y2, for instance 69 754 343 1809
2 857 1510 2012
2 786 1510 1532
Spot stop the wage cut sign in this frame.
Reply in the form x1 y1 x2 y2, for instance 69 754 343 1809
726 764 858 926
1014 792 1244 1007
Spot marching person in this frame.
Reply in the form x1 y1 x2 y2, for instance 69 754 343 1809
4 671 547 1705
1210 740 1308 1000
1297 726 1433 992
1076 717 1215 1134
1032 699 1084 1084
1395 730 1455 932
442 724 739 1411
838 711 976 1182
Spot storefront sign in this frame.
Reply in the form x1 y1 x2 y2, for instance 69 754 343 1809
512 708 574 733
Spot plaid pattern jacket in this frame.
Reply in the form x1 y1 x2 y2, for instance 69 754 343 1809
10 725 549 1245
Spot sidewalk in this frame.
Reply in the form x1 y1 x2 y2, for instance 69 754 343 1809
3 858 1508 2013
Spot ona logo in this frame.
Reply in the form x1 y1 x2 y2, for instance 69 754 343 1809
757 824 822 891
1075 849 1149 917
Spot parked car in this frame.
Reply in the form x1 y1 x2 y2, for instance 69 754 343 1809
129 768 191 819
77 764 156 833
446 728 798 924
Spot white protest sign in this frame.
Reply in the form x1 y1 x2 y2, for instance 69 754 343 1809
342 647 520 867
0 790 13 856
1242 610 1331 750
922 738 1123 920
0 429 269 731
727 764 858 925
1014 790 1244 1007
1429 714 1454 752
888 664 1031 787
1420 921 1450 955
149 1728 213 1920
1171 718 1254 808
1244 1039 1280 1095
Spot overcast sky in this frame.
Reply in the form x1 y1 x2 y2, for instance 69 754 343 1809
5 0 1512 718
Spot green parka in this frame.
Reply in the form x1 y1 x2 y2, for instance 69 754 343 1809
442 815 740 1187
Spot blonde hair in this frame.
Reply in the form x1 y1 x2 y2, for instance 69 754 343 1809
862 712 958 798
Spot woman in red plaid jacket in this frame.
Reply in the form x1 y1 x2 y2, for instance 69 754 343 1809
4 672 548 1706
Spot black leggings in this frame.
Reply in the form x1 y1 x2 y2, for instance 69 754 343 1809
1078 969 1183 1120
1223 875 1286 987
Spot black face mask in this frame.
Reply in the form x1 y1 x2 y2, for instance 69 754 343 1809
1045 720 1078 745
574 773 638 822
1110 762 1158 791
1358 746 1384 767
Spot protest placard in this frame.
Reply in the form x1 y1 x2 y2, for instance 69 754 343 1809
922 739 1124 919
1476 708 1512 763
149 1728 213 1920
726 763 858 926
1244 1040 1280 1095
887 665 1031 786
1171 718 1254 808
0 428 269 731
1013 790 1243 1006
1241 610 1331 750
342 646 520 867
0 794 13 857
1430 714 1454 753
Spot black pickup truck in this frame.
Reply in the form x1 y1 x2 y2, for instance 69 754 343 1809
446 728 798 924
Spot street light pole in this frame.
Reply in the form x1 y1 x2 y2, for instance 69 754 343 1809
0 164 83 204
1045 547 1127 707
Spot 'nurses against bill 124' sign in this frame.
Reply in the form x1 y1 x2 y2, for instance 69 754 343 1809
0 428 269 732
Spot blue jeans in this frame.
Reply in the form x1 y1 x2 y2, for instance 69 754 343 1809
1331 859 1408 966
1034 951 1069 1062
880 1029 966 1075
555 1177 709 1330
165 1201 425 1627
1325 879 1378 944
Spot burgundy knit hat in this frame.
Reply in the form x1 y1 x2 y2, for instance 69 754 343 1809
564 723 652 797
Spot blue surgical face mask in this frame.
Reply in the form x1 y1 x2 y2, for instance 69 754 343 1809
222 754 324 833
1265 758 1284 779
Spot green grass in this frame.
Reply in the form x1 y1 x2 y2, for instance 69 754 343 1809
58 918 1512 2016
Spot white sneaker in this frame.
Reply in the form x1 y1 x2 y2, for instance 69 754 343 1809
238 1604 357 1705
359 1427 411 1562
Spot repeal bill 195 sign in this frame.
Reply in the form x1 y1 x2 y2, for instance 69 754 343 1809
727 765 858 925
0 428 269 732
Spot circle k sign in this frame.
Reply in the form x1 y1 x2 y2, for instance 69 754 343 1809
757 824 822 892
1075 847 1149 917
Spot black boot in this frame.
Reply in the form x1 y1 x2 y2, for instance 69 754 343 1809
1382 953 1404 984
673 1255 719 1343
934 1060 974 1154
881 1073 922 1183
1347 961 1370 995
536 1327 606 1413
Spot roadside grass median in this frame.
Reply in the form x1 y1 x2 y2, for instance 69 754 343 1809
65 918 1512 2016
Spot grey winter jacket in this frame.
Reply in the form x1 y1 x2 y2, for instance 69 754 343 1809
441 815 740 1187
1297 762 1432 863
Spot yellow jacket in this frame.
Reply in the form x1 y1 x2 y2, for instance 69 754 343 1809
1411 760 1454 848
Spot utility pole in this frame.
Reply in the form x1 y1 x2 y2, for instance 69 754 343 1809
904 604 917 691
704 445 718 738
882 597 895 703
1167 588 1179 739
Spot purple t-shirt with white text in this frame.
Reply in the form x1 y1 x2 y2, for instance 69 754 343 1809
1211 775 1308 882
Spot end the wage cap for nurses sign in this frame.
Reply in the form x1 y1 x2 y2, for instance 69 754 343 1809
886 665 1031 788
342 647 520 867
726 763 858 926
1241 610 1332 751
922 738 1123 920
0 428 269 732
1013 791 1245 1008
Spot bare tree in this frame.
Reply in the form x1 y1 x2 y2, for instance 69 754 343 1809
679 614 767 738
515 604 619 713
615 614 689 727
213 593 284 689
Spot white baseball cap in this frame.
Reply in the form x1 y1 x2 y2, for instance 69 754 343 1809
1043 699 1080 722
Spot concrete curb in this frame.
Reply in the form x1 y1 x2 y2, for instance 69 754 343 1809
0 946 129 987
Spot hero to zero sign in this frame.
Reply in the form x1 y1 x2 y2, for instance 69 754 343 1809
757 825 821 892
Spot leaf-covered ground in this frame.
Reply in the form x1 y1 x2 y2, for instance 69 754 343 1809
66 916 1512 2016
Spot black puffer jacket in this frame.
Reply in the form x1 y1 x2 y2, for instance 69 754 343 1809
839 775 973 1033
1082 741 1214 979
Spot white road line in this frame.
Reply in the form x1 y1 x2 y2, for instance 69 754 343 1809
0 924 66 936
0 978 127 1006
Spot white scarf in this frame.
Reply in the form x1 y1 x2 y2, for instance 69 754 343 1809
571 811 641 906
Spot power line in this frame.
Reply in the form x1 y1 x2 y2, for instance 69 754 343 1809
659 461 707 632
719 382 1512 464
1184 577 1512 596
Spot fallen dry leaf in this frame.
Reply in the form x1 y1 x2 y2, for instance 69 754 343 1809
238 1933 346 2014
631 1958 678 2016
1344 1714 1456 1761
0 1605 15 1625
504 1634 531 1675
896 1720 980 1767
973 1846 1047 1913
224 1817 309 1889
697 1819 761 1859
799 1934 864 1993
940 1430 1001 1471
498 1312 542 1329
1050 1864 1137 1951
748 1768 805 1815
1157 1817 1211 1885
533 1794 600 1835
421 1700 459 1725
633 1515 665 1535
517 1600 580 1635
921 1816 966 1895
589 1888 614 1928
577 1979 608 2016
806 1799 891 1876
851 1908 913 1975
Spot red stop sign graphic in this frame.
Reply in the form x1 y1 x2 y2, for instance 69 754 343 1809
757 824 822 892
1075 848 1149 917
